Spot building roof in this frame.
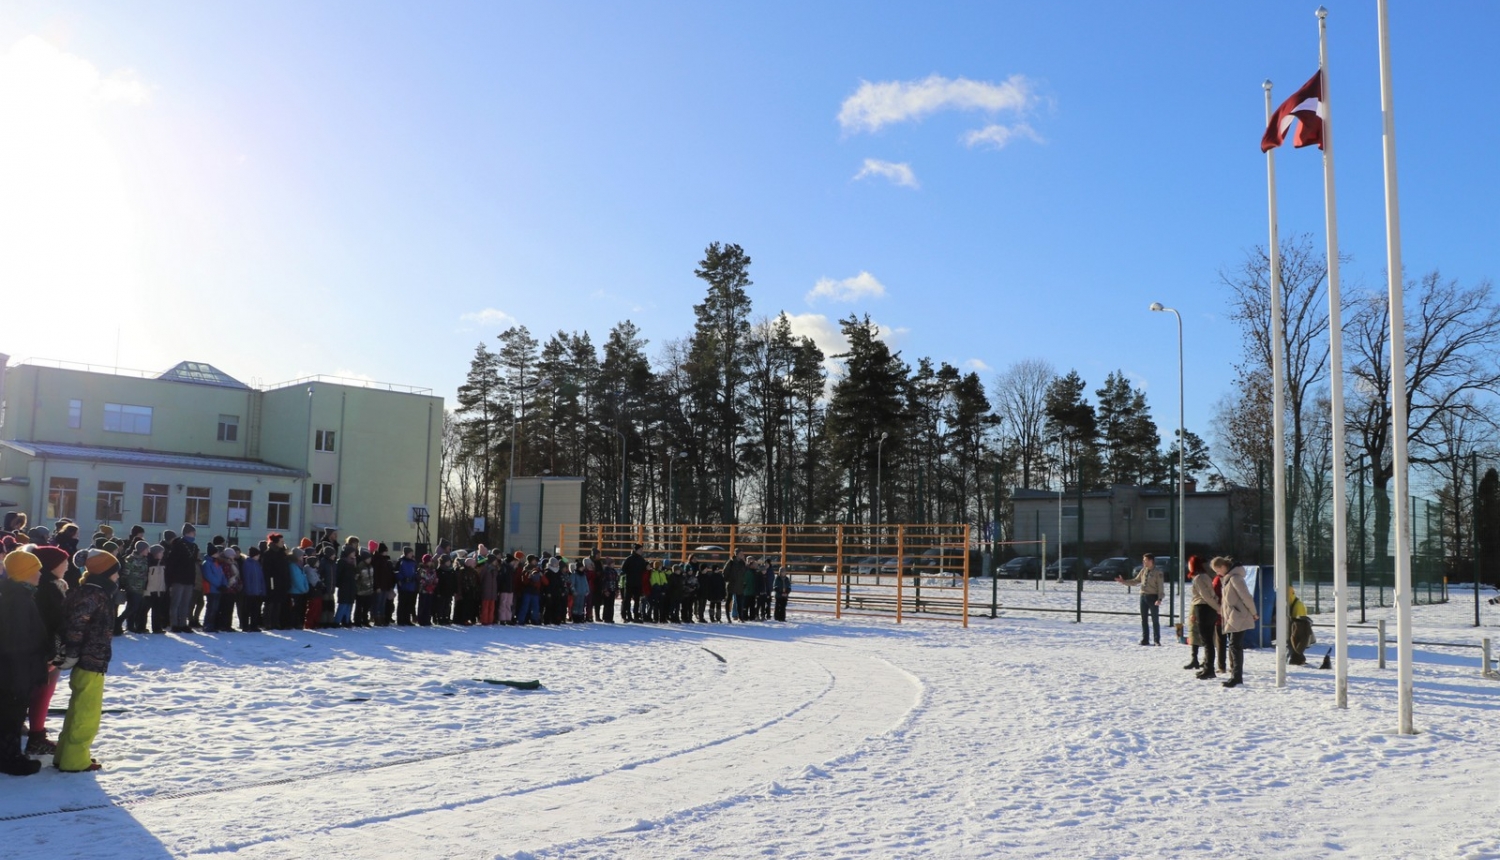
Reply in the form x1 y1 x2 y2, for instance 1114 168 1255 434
0 440 305 478
156 361 251 389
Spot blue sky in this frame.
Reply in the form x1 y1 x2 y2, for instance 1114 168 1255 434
2 1 1496 460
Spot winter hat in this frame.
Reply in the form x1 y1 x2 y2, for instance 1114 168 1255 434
367 540 378 554
2 511 26 532
72 548 90 569
299 537 314 549
420 554 432 564
102 541 119 554
162 529 177 543
3 548 42 584
99 525 115 539
84 548 121 577
377 542 388 553
134 540 149 554
149 543 164 557
181 523 197 535
0 535 14 553
28 526 51 544
221 547 239 560
292 548 305 560
33 545 69 574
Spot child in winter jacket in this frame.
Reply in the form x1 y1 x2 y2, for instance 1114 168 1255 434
1 548 52 775
55 550 121 772
120 542 150 634
145 544 168 634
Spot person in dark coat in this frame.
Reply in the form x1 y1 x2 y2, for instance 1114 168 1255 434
333 547 358 627
261 533 292 630
1 549 51 775
620 546 646 622
25 546 70 755
773 566 792 622
163 527 199 633
372 544 395 626
434 555 457 625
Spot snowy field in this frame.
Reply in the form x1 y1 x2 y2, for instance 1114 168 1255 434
4 584 1499 860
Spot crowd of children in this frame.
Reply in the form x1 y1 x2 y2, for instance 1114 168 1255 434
0 512 794 777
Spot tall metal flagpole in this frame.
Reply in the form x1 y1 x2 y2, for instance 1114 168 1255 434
1376 0 1415 735
1264 81 1291 690
1317 7 1351 710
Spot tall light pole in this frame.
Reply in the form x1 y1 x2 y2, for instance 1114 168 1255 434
875 431 889 526
595 424 627 524
1150 301 1186 630
667 448 686 524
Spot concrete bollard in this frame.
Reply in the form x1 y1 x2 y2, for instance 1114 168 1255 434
1377 619 1387 669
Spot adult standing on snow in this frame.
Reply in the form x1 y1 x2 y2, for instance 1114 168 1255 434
164 527 199 634
1116 553 1163 646
261 533 292 630
1188 557 1220 680
1213 557 1258 689
620 545 647 623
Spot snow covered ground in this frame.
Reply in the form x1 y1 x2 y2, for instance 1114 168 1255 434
4 583 1499 859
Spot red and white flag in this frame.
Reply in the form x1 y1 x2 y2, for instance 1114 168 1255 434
1260 71 1323 152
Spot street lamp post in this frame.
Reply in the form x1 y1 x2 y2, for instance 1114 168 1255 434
596 424 627 524
1150 301 1186 633
875 431 889 526
667 448 686 524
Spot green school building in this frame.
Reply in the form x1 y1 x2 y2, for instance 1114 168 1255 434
0 355 442 550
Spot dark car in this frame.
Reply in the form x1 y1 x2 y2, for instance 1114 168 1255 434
1088 557 1136 580
997 556 1042 578
1044 557 1091 579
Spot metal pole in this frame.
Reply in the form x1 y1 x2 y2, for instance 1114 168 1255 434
876 431 888 526
1376 0 1415 736
1475 452 1482 628
1359 454 1367 623
1264 81 1292 690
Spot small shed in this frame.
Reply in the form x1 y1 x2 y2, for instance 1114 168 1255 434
503 476 584 558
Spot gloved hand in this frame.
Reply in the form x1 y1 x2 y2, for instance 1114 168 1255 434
56 654 80 671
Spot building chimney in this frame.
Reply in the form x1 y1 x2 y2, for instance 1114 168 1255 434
1183 478 1198 494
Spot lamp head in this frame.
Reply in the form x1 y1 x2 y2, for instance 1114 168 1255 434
1149 302 1165 312
880 431 889 441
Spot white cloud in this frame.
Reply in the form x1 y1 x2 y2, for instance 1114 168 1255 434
963 122 1042 149
459 307 517 327
853 159 918 189
332 367 377 383
807 271 887 304
965 358 992 372
839 74 1035 134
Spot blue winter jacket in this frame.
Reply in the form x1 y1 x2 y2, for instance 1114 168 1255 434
396 558 419 593
202 558 226 593
288 562 310 595
241 557 266 597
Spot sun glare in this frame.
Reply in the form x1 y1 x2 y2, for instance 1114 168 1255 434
0 35 145 314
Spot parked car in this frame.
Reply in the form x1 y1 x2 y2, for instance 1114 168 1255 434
997 556 1042 578
1088 557 1136 580
1044 557 1092 579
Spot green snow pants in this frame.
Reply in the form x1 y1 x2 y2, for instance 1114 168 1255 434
56 669 105 772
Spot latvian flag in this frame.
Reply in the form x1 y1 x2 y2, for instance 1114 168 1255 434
1261 72 1323 152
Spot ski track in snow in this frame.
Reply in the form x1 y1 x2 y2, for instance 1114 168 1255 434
2 582 1498 859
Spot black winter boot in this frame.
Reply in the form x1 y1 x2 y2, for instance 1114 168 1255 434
0 754 41 776
25 732 56 756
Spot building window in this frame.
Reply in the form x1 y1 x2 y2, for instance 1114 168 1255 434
1061 505 1079 518
267 492 291 530
315 430 336 453
227 489 252 527
47 477 78 521
186 487 212 527
1146 507 1167 521
95 481 125 523
312 483 333 506
67 399 82 429
218 414 239 442
142 483 169 525
103 403 153 435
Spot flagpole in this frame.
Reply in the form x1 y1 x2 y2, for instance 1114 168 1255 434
1263 81 1290 690
1376 0 1414 736
1317 6 1350 710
